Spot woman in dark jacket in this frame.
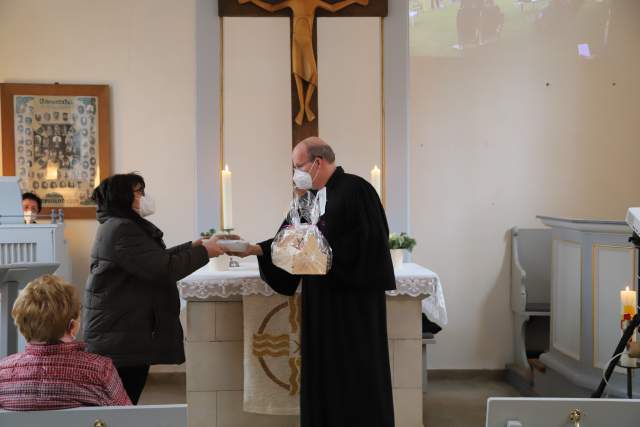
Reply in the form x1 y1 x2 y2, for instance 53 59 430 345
83 173 226 404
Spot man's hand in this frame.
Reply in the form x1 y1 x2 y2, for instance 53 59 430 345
227 243 263 258
203 239 225 258
191 239 203 248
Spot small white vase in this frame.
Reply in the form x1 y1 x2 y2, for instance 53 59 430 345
390 249 404 270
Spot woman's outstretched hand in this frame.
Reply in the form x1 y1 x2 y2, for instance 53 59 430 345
202 234 241 258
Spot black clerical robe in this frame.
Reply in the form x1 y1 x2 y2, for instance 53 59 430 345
257 166 395 427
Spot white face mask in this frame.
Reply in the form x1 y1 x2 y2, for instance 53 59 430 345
24 210 35 224
293 160 318 190
134 194 156 217
293 168 313 190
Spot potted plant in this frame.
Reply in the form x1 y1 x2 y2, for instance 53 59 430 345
200 228 217 240
388 232 416 269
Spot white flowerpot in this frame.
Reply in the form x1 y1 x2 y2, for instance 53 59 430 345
390 249 405 270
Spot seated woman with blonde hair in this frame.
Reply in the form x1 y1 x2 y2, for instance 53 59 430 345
0 275 131 410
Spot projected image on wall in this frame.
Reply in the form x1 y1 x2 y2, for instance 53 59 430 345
410 0 614 58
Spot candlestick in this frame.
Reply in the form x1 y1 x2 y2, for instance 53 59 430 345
221 165 233 230
371 165 381 196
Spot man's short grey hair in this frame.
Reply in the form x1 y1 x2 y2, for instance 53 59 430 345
300 137 336 164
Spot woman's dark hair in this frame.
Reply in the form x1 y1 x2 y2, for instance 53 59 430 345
92 173 145 215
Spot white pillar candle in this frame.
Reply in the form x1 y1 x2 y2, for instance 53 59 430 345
371 165 381 196
621 286 637 320
620 286 638 354
221 164 233 230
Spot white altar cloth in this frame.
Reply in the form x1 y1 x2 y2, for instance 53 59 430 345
178 261 447 326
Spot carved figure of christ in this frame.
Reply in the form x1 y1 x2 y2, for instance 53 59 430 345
239 0 369 127
221 0 387 145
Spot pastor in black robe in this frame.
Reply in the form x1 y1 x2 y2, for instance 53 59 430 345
256 166 396 427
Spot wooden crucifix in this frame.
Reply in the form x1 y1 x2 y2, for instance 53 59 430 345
219 0 387 146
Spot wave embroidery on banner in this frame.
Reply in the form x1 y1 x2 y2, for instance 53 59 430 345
251 295 302 395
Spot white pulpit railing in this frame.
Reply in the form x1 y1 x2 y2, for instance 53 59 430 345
0 223 71 281
0 223 71 357
0 242 37 264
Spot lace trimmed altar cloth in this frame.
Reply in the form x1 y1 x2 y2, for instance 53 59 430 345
178 262 448 326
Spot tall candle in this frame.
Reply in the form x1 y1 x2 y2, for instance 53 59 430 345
621 286 637 320
221 165 233 230
620 286 638 357
371 165 381 196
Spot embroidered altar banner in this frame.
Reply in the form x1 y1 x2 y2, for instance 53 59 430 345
243 294 301 415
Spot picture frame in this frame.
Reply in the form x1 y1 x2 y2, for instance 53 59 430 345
1 83 111 219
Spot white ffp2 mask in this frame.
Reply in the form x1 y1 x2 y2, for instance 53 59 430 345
293 168 313 190
24 210 35 224
293 160 319 190
134 194 156 217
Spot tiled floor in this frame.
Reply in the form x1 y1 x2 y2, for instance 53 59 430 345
138 373 186 405
424 376 521 427
139 372 521 427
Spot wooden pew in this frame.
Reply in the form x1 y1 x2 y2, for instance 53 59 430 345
510 227 551 372
0 404 186 427
486 397 640 427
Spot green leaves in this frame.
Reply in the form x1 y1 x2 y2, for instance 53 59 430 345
389 232 416 252
199 228 217 239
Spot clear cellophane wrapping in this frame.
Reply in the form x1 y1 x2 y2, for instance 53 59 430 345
271 192 332 275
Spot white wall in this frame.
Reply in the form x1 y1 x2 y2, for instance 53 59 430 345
222 17 292 244
410 5 640 369
318 17 382 182
0 0 199 289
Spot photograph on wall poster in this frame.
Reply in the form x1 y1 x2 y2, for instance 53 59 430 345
1 83 111 219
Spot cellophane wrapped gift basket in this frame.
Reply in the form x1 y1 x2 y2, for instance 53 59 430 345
271 191 332 275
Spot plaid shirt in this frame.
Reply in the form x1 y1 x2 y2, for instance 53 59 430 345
0 341 131 411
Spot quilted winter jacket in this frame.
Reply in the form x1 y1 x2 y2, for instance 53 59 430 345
83 211 208 367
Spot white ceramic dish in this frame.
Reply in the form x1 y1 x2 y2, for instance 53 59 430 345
217 239 249 252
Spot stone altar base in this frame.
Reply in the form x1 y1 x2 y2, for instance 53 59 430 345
185 295 424 427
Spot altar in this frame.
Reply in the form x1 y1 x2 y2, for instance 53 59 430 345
178 261 445 427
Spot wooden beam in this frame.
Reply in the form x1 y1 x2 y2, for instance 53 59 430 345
220 0 387 17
